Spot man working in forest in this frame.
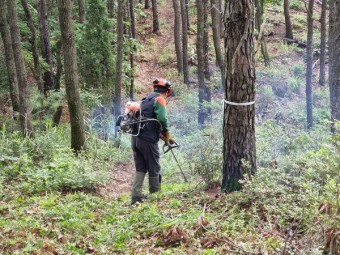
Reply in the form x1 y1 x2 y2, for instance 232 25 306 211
131 78 176 205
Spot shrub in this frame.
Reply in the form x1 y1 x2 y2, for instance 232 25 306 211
288 76 302 94
184 128 223 187
290 0 304 10
0 126 113 194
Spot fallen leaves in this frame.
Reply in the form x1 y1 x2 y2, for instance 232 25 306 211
162 225 188 247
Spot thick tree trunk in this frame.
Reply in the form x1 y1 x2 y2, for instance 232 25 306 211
319 0 327 86
306 0 314 129
78 0 86 24
7 0 33 137
58 0 85 151
211 0 224 83
197 0 211 126
203 0 210 80
0 0 20 112
21 0 43 92
173 0 183 74
38 0 55 91
222 0 256 192
329 0 340 133
115 0 124 122
151 0 159 33
108 0 114 18
180 0 189 84
284 0 293 39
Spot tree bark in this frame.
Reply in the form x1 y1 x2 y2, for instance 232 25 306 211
145 0 150 9
255 0 270 66
319 0 326 86
115 0 124 122
211 0 224 84
38 0 55 91
0 0 20 112
7 0 33 137
108 0 114 18
151 0 159 33
185 0 190 31
55 39 63 91
222 0 256 192
78 0 86 24
129 0 135 99
173 0 183 74
284 0 293 39
21 0 43 92
58 0 85 151
329 0 340 133
180 0 189 84
306 0 314 129
197 0 211 126
203 0 210 80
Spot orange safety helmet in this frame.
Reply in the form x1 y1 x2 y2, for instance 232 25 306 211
153 78 172 97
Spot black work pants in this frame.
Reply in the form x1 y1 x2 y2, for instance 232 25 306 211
131 136 160 177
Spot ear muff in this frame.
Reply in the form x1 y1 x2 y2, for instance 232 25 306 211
165 81 171 97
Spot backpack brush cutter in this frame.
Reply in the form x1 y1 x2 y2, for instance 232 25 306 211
115 100 161 136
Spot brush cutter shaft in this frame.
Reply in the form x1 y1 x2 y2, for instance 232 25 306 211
162 142 188 183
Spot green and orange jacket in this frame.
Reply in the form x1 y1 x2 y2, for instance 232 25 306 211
138 93 169 143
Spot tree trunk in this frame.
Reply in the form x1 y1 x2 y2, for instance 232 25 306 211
255 0 270 66
151 0 159 33
329 0 340 133
7 0 33 137
197 0 211 126
306 0 314 129
185 0 190 31
55 39 63 91
319 0 326 86
203 0 210 80
58 0 85 152
284 0 293 39
180 0 189 84
0 0 20 112
108 0 114 18
145 0 150 9
129 0 135 99
173 0 183 74
211 0 224 84
78 0 86 24
115 0 124 123
222 0 256 192
38 0 55 92
21 0 43 93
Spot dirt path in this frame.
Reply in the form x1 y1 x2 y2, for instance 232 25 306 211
100 2 176 198
135 1 176 87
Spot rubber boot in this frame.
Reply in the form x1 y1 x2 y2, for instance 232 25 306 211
149 175 161 193
131 171 147 205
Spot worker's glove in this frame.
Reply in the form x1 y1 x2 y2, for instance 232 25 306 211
164 131 176 145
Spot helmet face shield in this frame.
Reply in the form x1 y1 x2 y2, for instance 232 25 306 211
153 78 172 97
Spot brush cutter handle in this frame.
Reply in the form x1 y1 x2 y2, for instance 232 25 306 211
163 141 179 154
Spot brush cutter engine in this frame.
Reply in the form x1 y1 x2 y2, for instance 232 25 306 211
116 101 161 136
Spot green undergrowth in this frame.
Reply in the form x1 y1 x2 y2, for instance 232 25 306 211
0 157 338 254
0 124 123 195
0 118 339 254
